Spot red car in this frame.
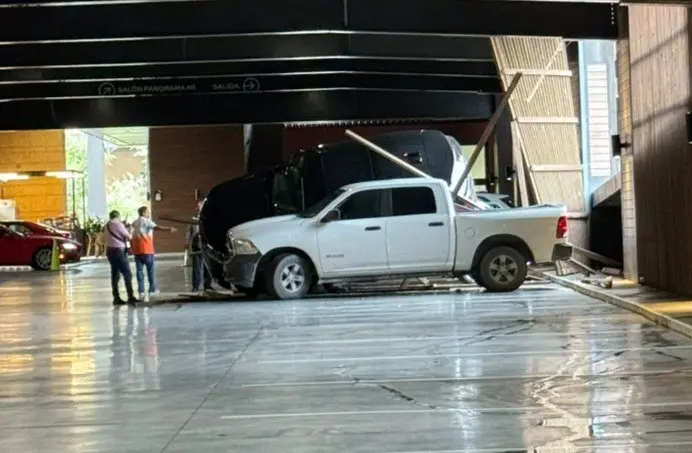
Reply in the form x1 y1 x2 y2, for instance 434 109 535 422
0 224 82 270
1 220 74 239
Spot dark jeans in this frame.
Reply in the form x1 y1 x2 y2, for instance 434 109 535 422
191 253 212 291
107 247 134 300
134 254 157 294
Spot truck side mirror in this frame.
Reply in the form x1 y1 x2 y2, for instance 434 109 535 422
321 209 341 223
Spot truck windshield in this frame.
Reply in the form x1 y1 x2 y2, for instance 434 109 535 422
298 188 346 218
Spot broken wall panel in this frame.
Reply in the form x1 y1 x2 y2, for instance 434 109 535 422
491 36 585 212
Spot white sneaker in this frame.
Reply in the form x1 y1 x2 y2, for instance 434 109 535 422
139 292 146 301
149 290 161 299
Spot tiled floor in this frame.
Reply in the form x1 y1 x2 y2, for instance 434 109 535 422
1 262 692 452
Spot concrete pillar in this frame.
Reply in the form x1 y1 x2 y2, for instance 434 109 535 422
85 129 107 218
617 6 638 282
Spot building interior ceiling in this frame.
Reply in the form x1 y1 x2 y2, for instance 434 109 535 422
0 0 618 129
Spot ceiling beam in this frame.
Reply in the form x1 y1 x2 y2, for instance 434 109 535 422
0 58 498 83
0 34 493 69
0 90 494 130
0 73 503 100
0 0 618 42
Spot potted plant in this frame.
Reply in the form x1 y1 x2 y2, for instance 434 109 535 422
84 217 106 257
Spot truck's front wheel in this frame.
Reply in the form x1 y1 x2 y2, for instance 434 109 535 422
477 246 527 292
264 253 312 300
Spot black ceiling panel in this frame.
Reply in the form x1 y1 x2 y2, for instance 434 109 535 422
0 73 502 100
347 35 493 61
0 90 494 130
0 0 619 42
0 0 616 129
0 59 498 83
0 0 344 41
349 0 618 40
0 33 494 68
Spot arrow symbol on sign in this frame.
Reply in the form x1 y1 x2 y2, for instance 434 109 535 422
242 78 260 92
98 83 116 96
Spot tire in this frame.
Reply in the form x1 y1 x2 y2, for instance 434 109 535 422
31 247 53 271
477 246 527 292
264 253 312 300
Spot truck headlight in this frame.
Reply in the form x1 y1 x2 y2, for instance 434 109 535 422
61 243 78 251
231 238 259 255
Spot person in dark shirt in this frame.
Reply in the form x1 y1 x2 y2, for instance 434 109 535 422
185 200 213 293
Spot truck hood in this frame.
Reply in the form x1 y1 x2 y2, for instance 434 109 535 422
230 214 303 239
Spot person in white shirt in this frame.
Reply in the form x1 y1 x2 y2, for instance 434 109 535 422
131 206 176 300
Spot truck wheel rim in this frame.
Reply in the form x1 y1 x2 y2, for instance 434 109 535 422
36 249 52 269
280 263 305 293
489 254 518 284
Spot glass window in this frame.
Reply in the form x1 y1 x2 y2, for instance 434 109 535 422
299 188 345 218
7 224 28 234
391 187 437 216
338 189 386 220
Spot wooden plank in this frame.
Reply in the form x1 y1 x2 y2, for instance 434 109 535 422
511 121 529 207
572 245 623 267
515 117 580 124
530 164 583 172
453 72 522 196
504 69 572 77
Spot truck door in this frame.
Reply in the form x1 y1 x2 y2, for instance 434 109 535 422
317 189 389 277
385 185 452 272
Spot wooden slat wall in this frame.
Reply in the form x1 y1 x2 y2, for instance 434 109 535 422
491 37 585 212
628 4 692 294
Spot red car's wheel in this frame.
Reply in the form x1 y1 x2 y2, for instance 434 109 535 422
31 247 53 271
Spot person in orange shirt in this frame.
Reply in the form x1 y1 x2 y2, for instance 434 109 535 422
131 206 176 300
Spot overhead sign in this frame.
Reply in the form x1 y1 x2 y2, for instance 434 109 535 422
96 77 261 96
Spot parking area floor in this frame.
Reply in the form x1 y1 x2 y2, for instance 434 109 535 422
2 263 692 452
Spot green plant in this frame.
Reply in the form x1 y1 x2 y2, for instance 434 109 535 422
106 171 149 219
84 216 106 236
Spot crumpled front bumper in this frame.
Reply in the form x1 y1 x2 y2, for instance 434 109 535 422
223 252 262 288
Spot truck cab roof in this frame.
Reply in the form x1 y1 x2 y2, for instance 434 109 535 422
342 177 446 191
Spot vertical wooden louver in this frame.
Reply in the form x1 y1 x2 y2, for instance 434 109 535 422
491 37 585 212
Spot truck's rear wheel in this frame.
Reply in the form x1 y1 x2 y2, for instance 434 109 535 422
264 253 312 300
477 246 527 292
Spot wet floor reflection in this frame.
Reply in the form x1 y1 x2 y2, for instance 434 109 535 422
109 308 160 392
1 264 692 452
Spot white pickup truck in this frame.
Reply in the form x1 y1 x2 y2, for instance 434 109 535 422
223 178 572 300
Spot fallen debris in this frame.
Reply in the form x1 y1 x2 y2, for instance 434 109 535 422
581 275 613 289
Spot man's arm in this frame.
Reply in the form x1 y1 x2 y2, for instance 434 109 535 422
154 225 177 232
151 218 177 233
